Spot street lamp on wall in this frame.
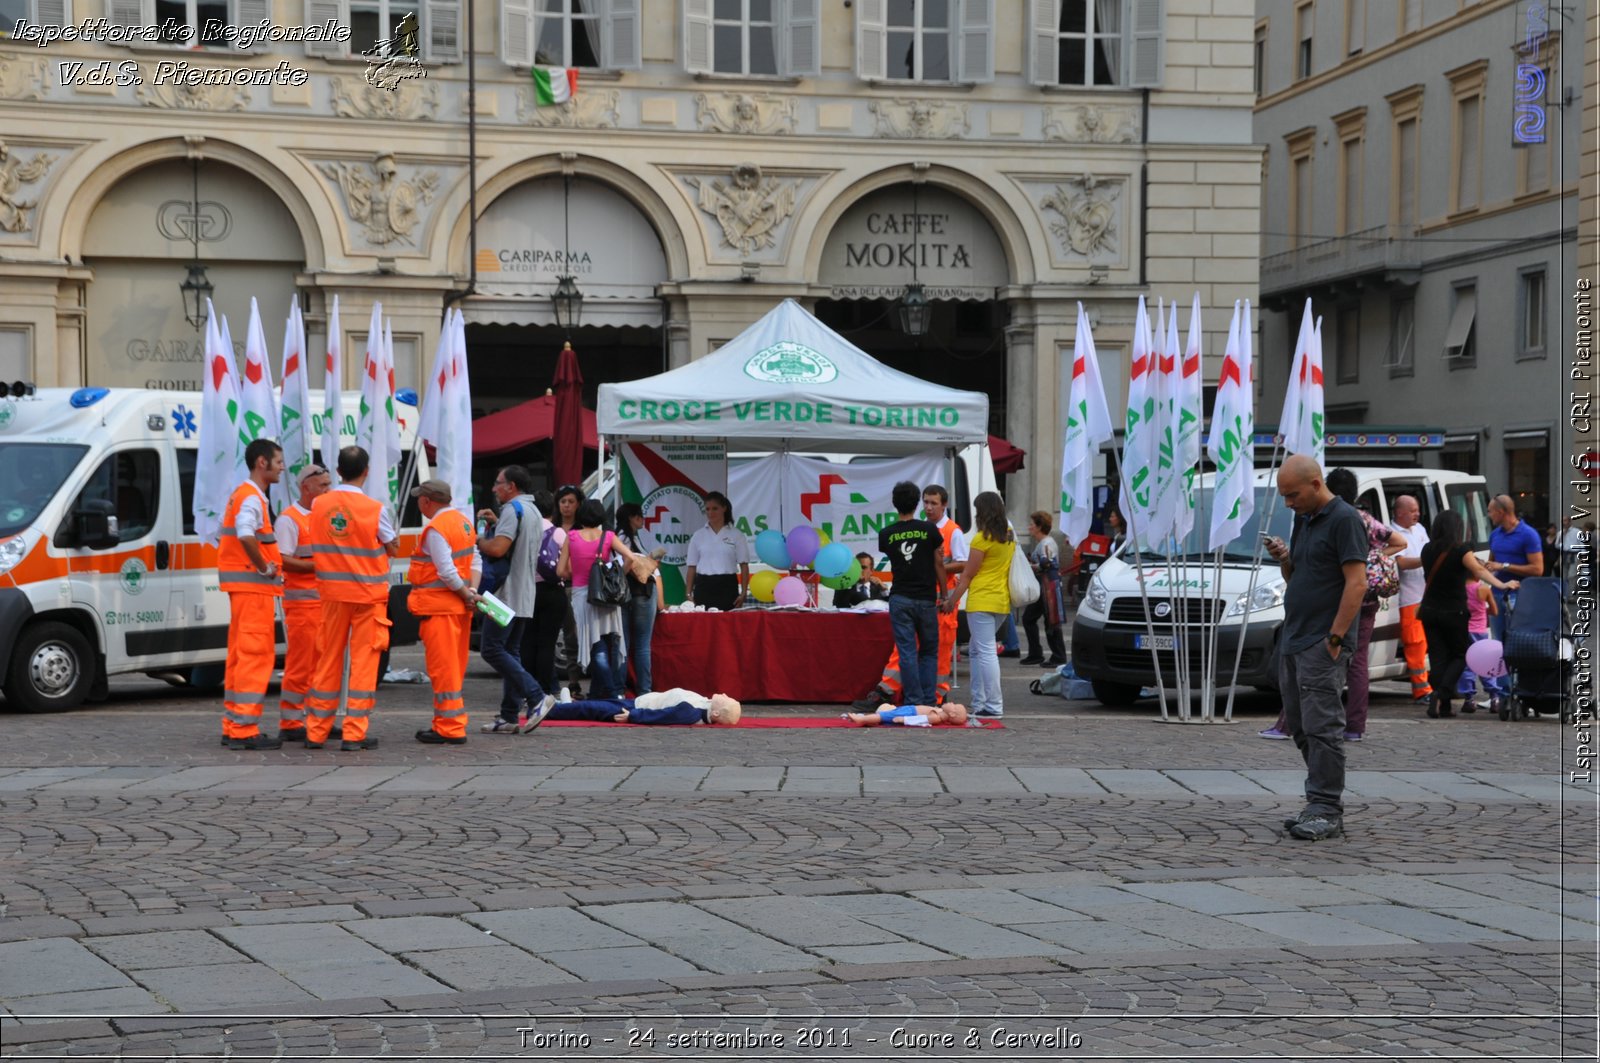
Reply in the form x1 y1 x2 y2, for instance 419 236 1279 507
896 176 929 337
552 170 583 333
179 156 213 331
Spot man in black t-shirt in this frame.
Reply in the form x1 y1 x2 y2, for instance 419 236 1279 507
879 480 948 707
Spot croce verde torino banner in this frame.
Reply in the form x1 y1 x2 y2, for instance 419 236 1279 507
597 300 989 448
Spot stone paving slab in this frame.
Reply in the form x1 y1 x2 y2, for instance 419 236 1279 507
367 766 482 792
700 766 785 791
0 917 83 943
1121 881 1297 915
401 945 577 989
1093 905 1303 949
779 767 862 793
289 767 409 792
344 916 493 952
213 924 450 999
1164 769 1274 795
536 767 635 792
129 961 315 1010
466 908 645 952
84 931 249 970
810 942 953 964
1390 771 1531 802
1016 885 1160 912
1017 920 1178 954
1467 772 1579 802
1010 767 1107 795
542 945 701 981
1314 905 1520 943
615 766 710 792
1445 905 1599 940
701 896 903 947
1222 911 1414 947
0 939 133 998
0 767 112 790
1235 769 1311 796
935 767 1028 794
1216 876 1382 907
1 985 166 1016
1427 873 1583 914
1323 874 1501 909
228 906 365 926
908 888 1090 925
35 767 172 791
1086 769 1192 796
1340 772 1457 800
841 905 1058 960
583 902 815 974
201 766 339 792
119 766 261 793
452 767 563 791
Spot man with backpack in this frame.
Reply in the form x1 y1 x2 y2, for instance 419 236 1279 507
474 464 553 734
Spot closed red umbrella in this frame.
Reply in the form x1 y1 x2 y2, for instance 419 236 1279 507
551 341 585 489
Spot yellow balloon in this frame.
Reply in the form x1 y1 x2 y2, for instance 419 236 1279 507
817 529 831 546
749 569 782 603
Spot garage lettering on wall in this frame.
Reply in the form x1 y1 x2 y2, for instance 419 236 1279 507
615 399 961 429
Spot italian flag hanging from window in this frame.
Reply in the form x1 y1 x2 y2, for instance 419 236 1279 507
531 66 578 105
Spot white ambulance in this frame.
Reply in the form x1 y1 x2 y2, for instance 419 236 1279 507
1069 467 1492 707
0 386 428 712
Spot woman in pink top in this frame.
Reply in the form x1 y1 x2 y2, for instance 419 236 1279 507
558 498 640 698
1456 579 1499 713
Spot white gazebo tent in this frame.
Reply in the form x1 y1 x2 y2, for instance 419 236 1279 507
597 299 990 455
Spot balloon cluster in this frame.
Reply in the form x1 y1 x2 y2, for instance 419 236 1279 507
748 525 863 603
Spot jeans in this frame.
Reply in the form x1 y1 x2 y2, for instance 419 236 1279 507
888 594 939 706
1343 601 1379 736
999 613 1019 652
588 633 627 699
480 616 544 723
622 592 658 694
1459 630 1494 696
1279 642 1347 818
1486 588 1514 694
966 610 1005 716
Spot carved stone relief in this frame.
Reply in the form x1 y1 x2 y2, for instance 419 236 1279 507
330 74 439 120
516 87 620 128
691 163 797 257
135 70 250 111
694 93 796 135
868 99 968 140
319 151 440 248
0 138 59 236
1043 104 1139 144
1038 174 1122 261
0 53 48 100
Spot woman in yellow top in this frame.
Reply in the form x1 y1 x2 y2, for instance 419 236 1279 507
941 491 1015 718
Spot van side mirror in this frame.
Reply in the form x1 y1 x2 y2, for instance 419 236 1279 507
74 498 120 550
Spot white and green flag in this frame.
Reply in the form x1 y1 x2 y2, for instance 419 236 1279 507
1207 300 1255 551
1121 295 1157 537
356 311 402 510
1170 292 1205 544
1279 298 1325 466
276 296 313 512
193 302 242 545
238 297 279 452
1059 302 1114 545
1146 299 1180 547
531 66 577 105
321 294 345 483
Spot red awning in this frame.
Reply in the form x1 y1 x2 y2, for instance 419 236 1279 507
472 394 599 457
989 434 1026 475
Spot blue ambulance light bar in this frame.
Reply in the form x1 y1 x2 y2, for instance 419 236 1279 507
70 387 110 408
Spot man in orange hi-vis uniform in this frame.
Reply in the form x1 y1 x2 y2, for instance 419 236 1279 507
407 479 482 744
272 462 332 742
218 439 286 750
854 484 970 711
304 446 399 751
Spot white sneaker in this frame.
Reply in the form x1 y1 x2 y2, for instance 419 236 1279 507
520 694 556 732
479 718 519 735
558 686 572 704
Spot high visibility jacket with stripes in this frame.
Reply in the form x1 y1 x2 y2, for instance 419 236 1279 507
218 482 282 596
310 489 390 604
279 504 318 603
408 509 475 615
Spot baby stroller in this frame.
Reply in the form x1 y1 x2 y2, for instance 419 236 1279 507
1499 577 1567 721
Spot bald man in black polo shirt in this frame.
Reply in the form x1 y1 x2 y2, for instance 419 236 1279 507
1263 455 1368 842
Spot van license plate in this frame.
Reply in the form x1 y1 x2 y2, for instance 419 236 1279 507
1135 635 1176 650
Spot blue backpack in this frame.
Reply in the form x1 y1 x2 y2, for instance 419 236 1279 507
477 499 523 595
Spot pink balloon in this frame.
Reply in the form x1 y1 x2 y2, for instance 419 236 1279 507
1466 638 1507 679
774 575 808 607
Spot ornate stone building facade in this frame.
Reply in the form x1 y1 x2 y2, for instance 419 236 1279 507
0 0 1259 508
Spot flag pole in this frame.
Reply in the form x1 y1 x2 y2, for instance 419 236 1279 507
1110 445 1171 722
1222 439 1284 722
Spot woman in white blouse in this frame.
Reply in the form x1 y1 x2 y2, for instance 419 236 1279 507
684 492 750 611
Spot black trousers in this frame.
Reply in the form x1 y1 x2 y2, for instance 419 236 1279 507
522 580 569 695
695 573 740 612
1418 605 1470 710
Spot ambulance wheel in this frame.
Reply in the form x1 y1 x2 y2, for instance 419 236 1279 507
1092 680 1142 707
5 622 95 713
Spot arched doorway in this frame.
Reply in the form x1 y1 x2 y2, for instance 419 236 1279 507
815 182 1011 438
82 159 306 390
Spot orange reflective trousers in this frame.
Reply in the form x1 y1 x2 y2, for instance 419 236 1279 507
277 600 321 737
420 613 471 739
305 601 389 744
1399 603 1432 699
222 593 278 740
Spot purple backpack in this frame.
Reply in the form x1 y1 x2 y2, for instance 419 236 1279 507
536 524 562 583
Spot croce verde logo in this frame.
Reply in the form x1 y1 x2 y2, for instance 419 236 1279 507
120 557 148 596
0 400 15 429
744 341 837 384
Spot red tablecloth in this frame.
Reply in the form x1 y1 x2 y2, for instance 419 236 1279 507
651 610 894 703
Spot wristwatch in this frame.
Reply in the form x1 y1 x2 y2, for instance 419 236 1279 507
1327 633 1344 649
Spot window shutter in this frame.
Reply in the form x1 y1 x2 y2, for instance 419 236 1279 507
500 0 532 67
106 0 144 36
230 0 270 47
855 0 885 80
957 0 993 83
1124 0 1162 87
425 0 460 61
30 0 71 27
683 0 712 73
783 0 819 77
1028 0 1058 85
305 0 348 56
604 0 640 69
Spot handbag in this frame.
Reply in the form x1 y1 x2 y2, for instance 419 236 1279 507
1007 540 1040 606
586 532 629 608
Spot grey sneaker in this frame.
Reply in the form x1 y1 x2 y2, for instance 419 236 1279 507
1282 809 1311 830
1288 815 1343 841
520 694 556 733
480 718 519 735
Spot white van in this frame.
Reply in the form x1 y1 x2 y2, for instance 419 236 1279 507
1069 467 1492 706
0 387 429 713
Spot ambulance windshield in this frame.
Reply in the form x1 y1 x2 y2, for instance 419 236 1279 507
0 443 90 537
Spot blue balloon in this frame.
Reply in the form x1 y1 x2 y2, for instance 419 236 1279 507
755 529 791 569
813 542 853 579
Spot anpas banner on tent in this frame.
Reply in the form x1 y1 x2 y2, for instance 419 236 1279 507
618 441 729 604
613 398 964 430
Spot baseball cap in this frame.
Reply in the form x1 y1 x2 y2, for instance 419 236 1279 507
409 479 452 503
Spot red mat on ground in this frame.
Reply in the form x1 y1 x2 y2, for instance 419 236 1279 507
542 717 1004 729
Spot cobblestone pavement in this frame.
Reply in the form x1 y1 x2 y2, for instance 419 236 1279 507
0 646 1594 1060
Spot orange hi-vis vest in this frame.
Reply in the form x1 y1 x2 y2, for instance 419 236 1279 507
280 504 318 602
218 482 283 596
310 489 390 604
408 508 475 615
